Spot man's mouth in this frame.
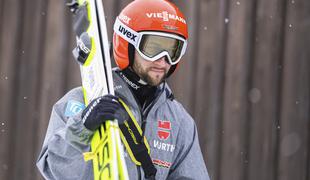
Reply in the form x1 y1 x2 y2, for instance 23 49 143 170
150 67 165 73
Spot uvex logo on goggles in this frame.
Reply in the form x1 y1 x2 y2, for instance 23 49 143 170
118 26 138 42
114 18 140 46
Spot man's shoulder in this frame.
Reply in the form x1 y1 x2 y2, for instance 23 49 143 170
59 87 84 103
163 95 195 125
52 87 85 117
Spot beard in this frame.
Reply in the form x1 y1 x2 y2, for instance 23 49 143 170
132 62 168 86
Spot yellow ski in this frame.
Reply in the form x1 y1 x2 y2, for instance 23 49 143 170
66 0 129 179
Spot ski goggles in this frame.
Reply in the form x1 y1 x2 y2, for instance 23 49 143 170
114 17 187 65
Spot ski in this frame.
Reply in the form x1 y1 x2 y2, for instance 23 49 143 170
66 0 128 179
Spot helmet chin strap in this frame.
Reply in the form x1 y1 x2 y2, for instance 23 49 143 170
167 64 177 77
128 43 135 67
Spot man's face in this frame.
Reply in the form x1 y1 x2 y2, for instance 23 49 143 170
132 51 171 86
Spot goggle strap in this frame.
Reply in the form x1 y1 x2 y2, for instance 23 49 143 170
114 17 140 47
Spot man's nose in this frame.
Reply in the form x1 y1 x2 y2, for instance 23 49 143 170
154 56 169 66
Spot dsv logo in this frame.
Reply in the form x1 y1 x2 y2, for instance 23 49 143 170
118 25 137 42
69 103 83 114
65 100 85 117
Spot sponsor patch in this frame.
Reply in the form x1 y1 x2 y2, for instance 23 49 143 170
119 72 140 90
65 100 85 117
152 159 172 169
146 11 186 24
163 24 178 31
114 85 122 91
153 140 175 153
157 120 171 140
119 14 131 24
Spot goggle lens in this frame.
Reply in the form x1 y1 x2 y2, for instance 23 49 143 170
139 35 184 64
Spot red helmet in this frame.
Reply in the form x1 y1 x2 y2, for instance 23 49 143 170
113 0 188 75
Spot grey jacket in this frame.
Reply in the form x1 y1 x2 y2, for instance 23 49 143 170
37 71 210 180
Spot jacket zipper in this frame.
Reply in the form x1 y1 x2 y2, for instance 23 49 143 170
141 85 165 134
120 81 166 180
138 87 165 180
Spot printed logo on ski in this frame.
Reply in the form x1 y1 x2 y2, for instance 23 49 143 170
157 120 171 140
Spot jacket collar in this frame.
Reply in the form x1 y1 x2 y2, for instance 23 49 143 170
112 68 174 119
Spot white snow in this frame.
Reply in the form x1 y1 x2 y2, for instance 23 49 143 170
249 88 261 103
2 164 8 170
280 133 301 156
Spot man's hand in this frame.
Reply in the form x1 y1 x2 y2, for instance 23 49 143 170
82 95 129 131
